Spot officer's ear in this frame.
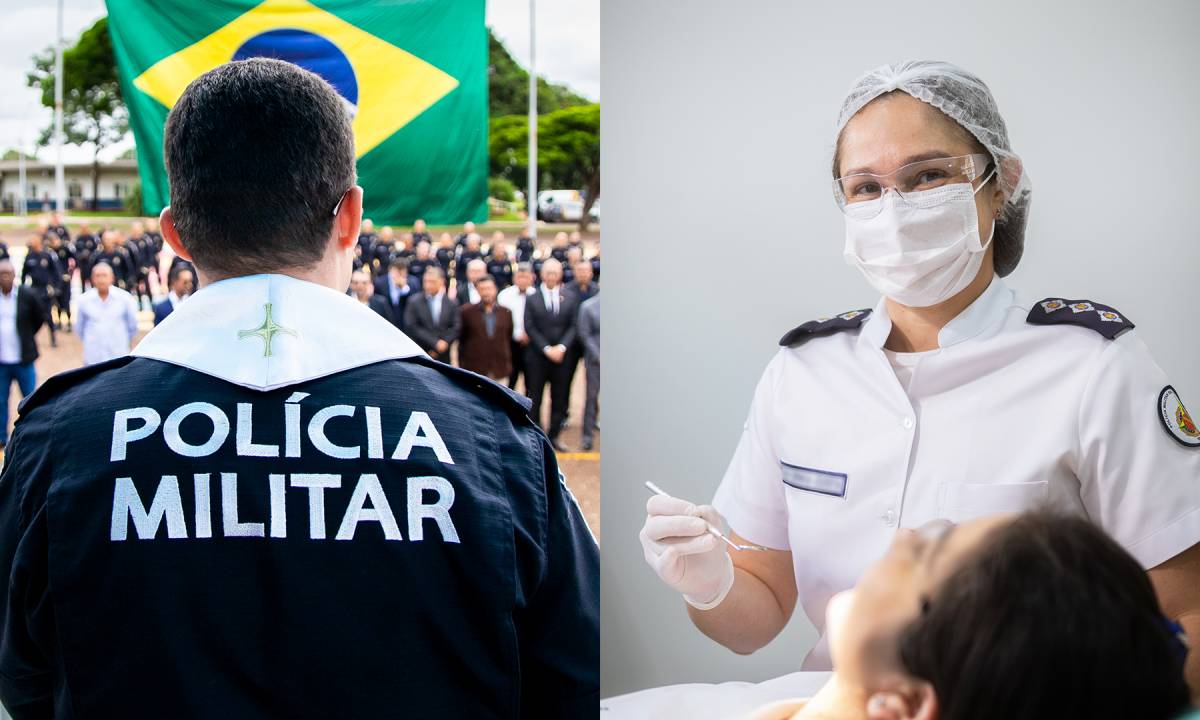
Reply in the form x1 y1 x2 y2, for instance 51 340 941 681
159 207 191 262
334 186 364 251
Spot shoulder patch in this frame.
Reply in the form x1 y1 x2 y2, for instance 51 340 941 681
405 355 534 418
17 355 135 417
1159 386 1200 448
1026 298 1134 340
779 309 872 348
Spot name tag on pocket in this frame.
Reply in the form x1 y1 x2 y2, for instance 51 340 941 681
780 462 847 499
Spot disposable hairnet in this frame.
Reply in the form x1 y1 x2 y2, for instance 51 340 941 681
835 61 1032 277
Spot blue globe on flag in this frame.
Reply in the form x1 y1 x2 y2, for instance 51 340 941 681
233 29 359 116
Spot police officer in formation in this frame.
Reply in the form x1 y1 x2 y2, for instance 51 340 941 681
91 229 136 292
145 217 166 258
487 238 514 290
0 58 598 718
434 232 456 275
44 229 75 332
21 231 61 348
74 222 98 288
515 231 535 263
127 221 158 309
455 232 484 289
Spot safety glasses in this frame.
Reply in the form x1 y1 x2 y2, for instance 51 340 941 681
833 153 994 218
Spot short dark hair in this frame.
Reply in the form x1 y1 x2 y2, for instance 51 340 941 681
389 258 409 273
899 512 1190 720
168 265 194 285
164 58 356 278
475 275 495 286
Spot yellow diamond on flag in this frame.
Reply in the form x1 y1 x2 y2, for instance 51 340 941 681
132 0 459 158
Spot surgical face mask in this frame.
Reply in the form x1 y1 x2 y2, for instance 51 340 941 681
842 176 996 308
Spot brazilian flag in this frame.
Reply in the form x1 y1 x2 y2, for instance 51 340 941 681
106 0 488 224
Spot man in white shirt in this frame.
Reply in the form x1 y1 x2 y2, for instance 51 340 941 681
76 263 139 365
497 263 536 390
0 259 45 447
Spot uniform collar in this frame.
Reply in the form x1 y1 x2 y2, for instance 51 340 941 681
859 275 1012 351
132 273 426 392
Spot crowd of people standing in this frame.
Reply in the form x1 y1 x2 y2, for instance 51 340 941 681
349 219 601 452
0 213 600 452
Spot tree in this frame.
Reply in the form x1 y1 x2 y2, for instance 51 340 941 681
26 17 129 210
26 17 592 215
488 31 591 117
490 104 599 230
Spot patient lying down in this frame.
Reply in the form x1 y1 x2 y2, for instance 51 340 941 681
752 512 1193 720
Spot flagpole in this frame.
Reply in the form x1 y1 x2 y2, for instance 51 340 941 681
18 105 28 217
526 0 537 243
53 0 66 214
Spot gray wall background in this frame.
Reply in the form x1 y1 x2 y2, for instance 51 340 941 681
601 0 1200 698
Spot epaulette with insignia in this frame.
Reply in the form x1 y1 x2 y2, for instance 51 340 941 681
1026 298 1134 340
779 308 873 348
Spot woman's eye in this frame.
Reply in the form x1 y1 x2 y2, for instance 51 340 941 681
915 170 948 185
850 182 881 197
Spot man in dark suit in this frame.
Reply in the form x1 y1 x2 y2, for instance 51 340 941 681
349 269 394 324
457 276 513 381
0 259 45 448
152 265 194 326
454 258 487 306
578 295 600 452
373 258 412 331
562 258 599 423
523 258 579 451
402 266 461 362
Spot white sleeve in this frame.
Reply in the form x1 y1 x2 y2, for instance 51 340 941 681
1077 331 1200 569
126 295 140 336
711 351 790 550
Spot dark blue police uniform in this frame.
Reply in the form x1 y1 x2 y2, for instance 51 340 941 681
0 274 599 719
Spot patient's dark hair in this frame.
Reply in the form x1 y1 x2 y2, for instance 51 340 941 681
899 512 1191 720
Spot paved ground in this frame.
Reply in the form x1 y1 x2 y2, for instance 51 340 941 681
0 225 601 541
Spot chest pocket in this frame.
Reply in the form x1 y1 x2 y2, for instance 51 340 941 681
941 480 1048 521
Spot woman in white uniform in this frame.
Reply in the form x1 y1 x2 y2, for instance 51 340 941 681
639 60 1200 693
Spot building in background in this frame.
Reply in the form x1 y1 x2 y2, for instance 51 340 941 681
0 158 139 212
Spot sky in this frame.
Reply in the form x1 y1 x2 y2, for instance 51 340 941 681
0 0 599 163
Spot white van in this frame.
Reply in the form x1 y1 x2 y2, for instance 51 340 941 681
537 189 584 222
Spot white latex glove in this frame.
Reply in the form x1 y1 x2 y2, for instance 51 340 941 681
639 494 735 610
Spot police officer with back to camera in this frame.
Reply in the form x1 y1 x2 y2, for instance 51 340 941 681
0 58 599 719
